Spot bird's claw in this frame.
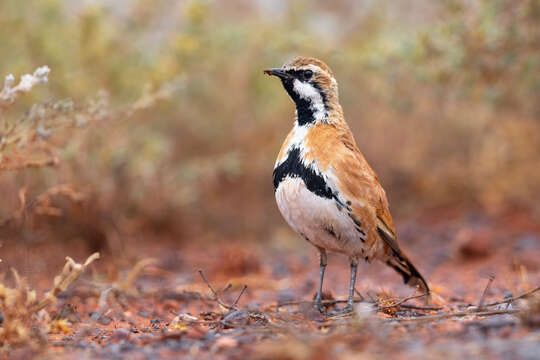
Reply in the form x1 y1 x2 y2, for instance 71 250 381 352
314 298 326 314
342 303 354 314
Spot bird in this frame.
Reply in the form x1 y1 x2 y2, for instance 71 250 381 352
264 56 430 314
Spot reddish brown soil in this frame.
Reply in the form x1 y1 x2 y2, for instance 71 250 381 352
2 210 539 359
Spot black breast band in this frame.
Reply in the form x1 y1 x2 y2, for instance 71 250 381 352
273 147 334 199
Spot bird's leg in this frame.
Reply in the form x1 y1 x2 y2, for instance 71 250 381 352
314 247 327 314
343 256 359 313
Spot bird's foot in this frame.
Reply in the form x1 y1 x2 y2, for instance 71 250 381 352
314 298 326 314
341 302 354 315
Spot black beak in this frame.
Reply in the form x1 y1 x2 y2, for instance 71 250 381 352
263 68 290 80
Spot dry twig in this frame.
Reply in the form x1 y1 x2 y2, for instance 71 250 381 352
399 304 444 311
117 258 156 294
484 286 539 307
387 286 539 323
275 297 366 309
198 270 247 311
232 285 248 308
477 274 495 310
275 293 431 312
30 253 100 313
0 253 100 348
94 258 157 315
389 309 521 323
0 66 50 112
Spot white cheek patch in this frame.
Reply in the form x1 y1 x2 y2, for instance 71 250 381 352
293 79 319 99
293 79 327 122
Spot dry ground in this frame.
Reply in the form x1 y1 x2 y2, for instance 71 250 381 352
2 209 539 359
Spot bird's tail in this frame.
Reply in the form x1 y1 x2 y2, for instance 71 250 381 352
385 251 430 296
376 222 430 298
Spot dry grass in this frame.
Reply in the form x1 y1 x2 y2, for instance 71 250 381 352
0 253 99 350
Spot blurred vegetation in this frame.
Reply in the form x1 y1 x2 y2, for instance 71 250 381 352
0 0 539 252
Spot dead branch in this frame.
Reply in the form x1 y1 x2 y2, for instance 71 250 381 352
97 287 116 314
275 293 430 311
124 78 185 118
30 253 100 313
274 297 366 309
354 288 365 301
91 258 158 317
477 274 495 310
484 286 540 307
198 270 234 310
0 156 59 171
0 184 88 229
34 184 87 205
117 258 156 293
232 285 248 308
399 304 444 311
219 283 233 295
198 270 247 311
388 309 521 323
0 66 50 113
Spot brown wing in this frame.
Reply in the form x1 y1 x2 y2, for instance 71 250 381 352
339 140 400 254
304 122 396 250
304 122 430 293
334 130 409 257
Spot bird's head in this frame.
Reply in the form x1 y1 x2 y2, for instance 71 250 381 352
264 56 340 125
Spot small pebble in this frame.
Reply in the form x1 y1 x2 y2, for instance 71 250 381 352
111 328 131 342
90 312 101 321
222 310 249 327
213 335 237 350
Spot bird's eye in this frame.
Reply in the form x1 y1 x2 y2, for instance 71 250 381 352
303 70 313 80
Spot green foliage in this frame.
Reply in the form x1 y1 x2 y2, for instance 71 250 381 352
1 0 539 243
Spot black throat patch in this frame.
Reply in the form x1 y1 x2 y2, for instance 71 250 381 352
281 79 328 126
273 147 334 199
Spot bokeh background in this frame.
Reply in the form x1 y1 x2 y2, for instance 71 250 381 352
1 0 539 269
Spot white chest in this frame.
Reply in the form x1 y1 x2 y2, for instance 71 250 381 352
275 177 367 255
